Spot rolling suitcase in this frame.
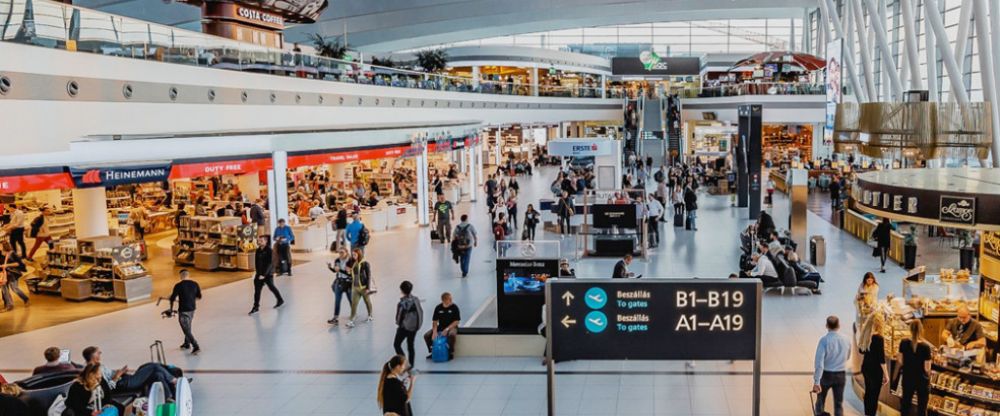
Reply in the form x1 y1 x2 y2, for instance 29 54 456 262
430 230 440 241
673 212 684 227
809 391 831 416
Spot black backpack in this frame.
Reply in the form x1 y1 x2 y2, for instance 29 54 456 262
654 170 664 183
454 225 472 249
357 225 370 246
29 215 44 238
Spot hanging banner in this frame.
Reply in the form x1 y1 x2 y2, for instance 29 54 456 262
824 39 844 147
286 145 413 168
546 140 614 157
69 163 172 188
170 157 273 179
0 169 75 194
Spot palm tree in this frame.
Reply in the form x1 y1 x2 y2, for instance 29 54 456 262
310 33 348 60
415 49 448 73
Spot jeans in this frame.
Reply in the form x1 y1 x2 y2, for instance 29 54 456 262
647 217 659 246
815 371 846 416
349 289 372 321
252 274 283 308
526 224 536 240
508 207 517 228
332 283 350 317
878 246 889 269
117 363 176 399
1 275 29 308
459 249 472 277
686 210 697 230
178 311 199 349
393 328 417 365
436 220 452 243
9 228 25 258
275 243 292 275
559 215 571 234
900 379 929 416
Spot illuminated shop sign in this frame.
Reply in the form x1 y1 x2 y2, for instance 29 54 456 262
939 196 976 226
236 6 284 26
70 164 172 188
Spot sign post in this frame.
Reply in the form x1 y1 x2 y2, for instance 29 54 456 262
545 279 762 416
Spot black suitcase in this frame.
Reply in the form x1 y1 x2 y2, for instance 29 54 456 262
431 230 440 241
673 212 684 227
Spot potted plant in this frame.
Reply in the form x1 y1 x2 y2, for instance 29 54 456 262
310 34 348 60
414 49 448 73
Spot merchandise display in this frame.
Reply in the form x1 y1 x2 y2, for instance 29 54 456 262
26 236 151 302
173 216 256 271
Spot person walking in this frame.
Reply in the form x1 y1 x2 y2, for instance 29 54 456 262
345 213 368 253
333 205 349 250
812 315 851 416
169 270 202 355
506 190 518 230
393 281 423 367
1 242 30 312
4 206 26 258
326 248 352 325
858 315 888 416
452 215 478 277
898 320 932 416
683 184 698 231
128 201 148 241
272 219 295 276
248 236 284 315
557 191 574 235
523 204 539 241
347 248 373 328
645 195 663 248
432 194 454 244
872 218 892 273
377 355 414 416
27 207 53 260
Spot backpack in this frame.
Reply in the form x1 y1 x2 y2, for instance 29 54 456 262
29 215 43 238
454 225 472 250
493 223 505 241
357 225 370 246
431 335 450 362
654 170 664 183
396 296 420 332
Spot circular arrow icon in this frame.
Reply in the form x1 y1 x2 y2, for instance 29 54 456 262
584 287 608 309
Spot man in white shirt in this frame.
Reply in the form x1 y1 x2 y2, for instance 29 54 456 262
4 206 26 257
645 197 664 248
307 200 325 220
767 232 784 257
749 253 779 282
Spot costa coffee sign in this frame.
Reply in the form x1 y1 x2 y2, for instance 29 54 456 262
939 196 976 225
237 6 283 26
203 3 285 30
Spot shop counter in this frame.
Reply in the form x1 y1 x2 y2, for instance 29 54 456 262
385 204 417 229
769 170 788 193
113 276 152 303
60 278 92 301
291 218 329 252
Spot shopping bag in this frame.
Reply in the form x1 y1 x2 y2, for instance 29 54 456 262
432 334 450 362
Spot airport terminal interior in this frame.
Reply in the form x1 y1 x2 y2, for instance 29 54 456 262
1 0 1000 415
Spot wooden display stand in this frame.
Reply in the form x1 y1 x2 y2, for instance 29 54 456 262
194 251 220 271
60 278 92 301
113 276 153 303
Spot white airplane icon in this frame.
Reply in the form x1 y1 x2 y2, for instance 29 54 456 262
588 294 604 303
588 317 605 326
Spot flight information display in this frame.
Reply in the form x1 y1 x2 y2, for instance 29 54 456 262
547 279 760 362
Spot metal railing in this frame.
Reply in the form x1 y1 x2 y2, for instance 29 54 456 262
0 0 615 99
683 82 825 98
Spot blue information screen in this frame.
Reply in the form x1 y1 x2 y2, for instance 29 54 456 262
548 279 760 362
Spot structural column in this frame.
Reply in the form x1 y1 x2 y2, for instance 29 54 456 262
472 66 481 90
531 67 539 97
72 187 109 239
267 151 289 230
494 127 502 166
467 144 478 202
416 144 430 226
238 173 262 202
600 74 607 98
972 0 1000 165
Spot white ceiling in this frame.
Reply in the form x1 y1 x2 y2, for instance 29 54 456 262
74 0 815 52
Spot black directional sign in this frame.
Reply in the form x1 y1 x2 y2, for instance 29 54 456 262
546 279 761 362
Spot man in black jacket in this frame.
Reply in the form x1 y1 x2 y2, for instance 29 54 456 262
612 254 635 278
249 236 284 315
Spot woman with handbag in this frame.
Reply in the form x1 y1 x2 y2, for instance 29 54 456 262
872 218 892 273
1 241 29 312
65 363 122 416
523 204 540 241
347 248 374 328
326 248 353 325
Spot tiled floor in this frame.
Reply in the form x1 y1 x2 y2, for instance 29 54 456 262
0 166 896 415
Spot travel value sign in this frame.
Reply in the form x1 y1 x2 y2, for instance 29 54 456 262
546 279 760 362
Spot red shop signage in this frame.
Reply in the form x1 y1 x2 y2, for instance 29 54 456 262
0 172 75 194
170 157 273 179
287 145 412 168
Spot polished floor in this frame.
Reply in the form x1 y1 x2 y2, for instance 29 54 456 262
0 166 900 415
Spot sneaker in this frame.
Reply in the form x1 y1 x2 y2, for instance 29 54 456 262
191 348 201 355
346 320 355 328
366 316 374 322
248 307 259 315
180 344 190 350
327 318 339 325
274 300 285 309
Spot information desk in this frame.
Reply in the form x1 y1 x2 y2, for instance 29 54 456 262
578 225 639 257
291 218 329 252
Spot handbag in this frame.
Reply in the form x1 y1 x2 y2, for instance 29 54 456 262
872 246 880 257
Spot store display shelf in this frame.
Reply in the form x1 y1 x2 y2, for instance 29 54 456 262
931 384 1000 406
934 363 1000 383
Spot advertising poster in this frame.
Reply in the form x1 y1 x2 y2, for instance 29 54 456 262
824 39 844 146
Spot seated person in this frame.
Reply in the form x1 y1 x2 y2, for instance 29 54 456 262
83 346 178 400
767 232 784 257
942 306 986 350
557 259 576 277
0 380 29 415
32 347 79 375
424 293 461 360
748 252 779 284
783 246 821 294
65 364 122 416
